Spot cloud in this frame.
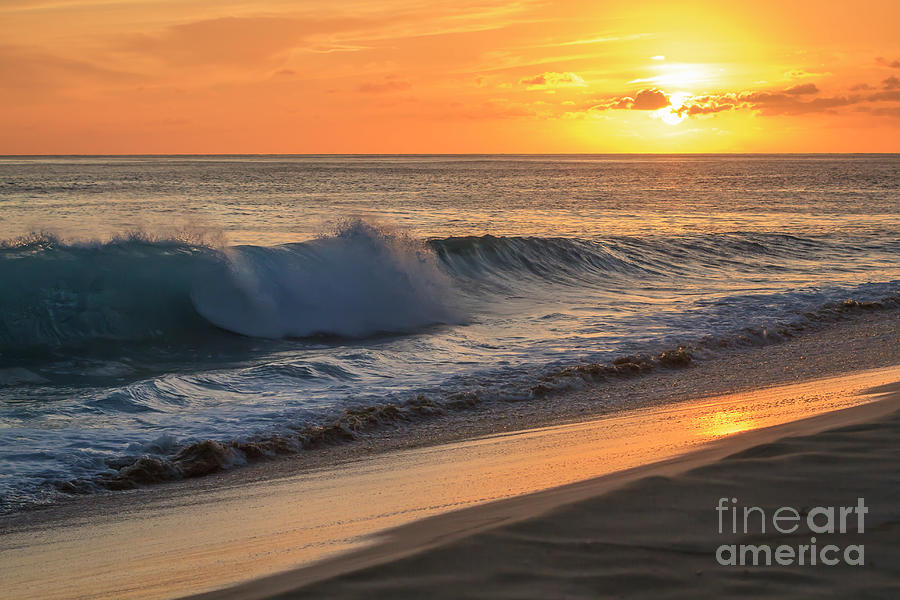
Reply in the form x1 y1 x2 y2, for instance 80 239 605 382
119 16 379 67
357 75 411 93
675 94 739 115
631 88 669 110
304 44 372 54
850 83 874 91
868 90 900 102
587 88 670 112
876 57 900 68
857 105 900 118
677 88 858 116
542 33 654 48
751 94 859 115
784 83 818 95
0 44 137 98
675 78 900 118
671 81 857 117
578 74 900 122
518 71 586 90
589 96 635 111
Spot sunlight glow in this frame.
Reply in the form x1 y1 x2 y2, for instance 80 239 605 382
631 63 714 88
0 0 898 152
652 91 691 125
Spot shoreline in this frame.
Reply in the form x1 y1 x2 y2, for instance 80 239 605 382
2 308 897 523
2 357 899 599
196 379 900 600
4 300 898 515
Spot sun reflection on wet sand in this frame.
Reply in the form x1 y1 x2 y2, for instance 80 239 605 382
696 408 760 438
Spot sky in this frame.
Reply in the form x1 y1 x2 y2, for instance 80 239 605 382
1 0 899 153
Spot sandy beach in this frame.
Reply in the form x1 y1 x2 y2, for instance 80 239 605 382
2 309 899 600
251 381 900 600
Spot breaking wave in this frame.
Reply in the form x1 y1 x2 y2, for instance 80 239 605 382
2 224 896 356
0 221 459 354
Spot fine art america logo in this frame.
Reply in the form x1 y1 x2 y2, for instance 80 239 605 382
715 497 868 567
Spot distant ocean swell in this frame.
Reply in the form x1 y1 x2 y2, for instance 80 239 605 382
48 292 900 498
2 221 897 355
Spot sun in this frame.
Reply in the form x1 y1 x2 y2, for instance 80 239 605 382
653 92 691 125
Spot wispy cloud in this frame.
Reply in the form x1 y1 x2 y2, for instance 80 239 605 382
519 71 585 90
546 33 654 47
357 75 412 93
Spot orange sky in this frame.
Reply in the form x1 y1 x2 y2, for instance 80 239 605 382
1 0 899 153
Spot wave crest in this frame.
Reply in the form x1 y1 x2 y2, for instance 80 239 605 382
191 219 460 338
2 225 897 354
0 222 461 353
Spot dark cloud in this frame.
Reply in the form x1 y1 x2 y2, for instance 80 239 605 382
876 57 900 68
868 90 900 102
587 88 669 111
631 88 669 110
882 76 900 90
519 74 547 86
672 78 900 117
673 79 900 118
683 103 733 115
784 83 818 95
850 83 874 91
675 94 738 116
736 91 859 115
590 96 634 110
584 77 900 121
859 105 900 117
518 71 585 89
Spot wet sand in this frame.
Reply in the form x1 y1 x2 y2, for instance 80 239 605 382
255 381 900 600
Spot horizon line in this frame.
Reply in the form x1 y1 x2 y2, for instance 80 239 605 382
2 152 899 158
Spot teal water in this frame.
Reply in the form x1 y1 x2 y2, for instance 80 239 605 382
1 154 898 511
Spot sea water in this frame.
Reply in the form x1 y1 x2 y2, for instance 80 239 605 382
1 154 898 511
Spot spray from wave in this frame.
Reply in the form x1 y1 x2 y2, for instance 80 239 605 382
191 219 460 338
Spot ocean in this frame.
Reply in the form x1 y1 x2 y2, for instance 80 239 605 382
1 154 898 512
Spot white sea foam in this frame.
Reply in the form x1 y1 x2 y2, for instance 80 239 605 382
191 220 461 339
